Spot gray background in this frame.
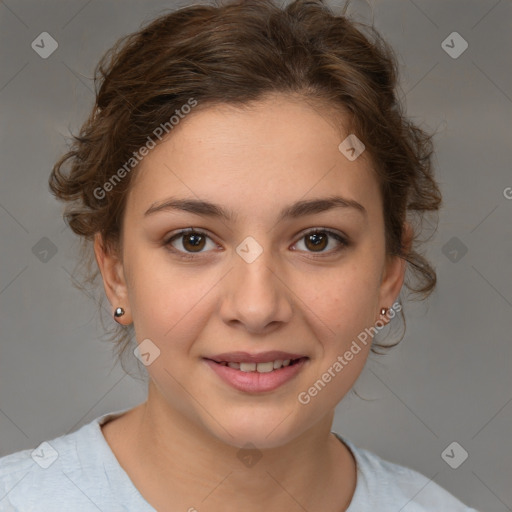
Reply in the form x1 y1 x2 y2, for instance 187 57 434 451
1 0 511 510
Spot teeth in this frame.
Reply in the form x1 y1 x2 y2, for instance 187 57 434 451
255 361 274 373
221 358 299 372
239 362 256 372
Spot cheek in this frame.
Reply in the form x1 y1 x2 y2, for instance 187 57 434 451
126 248 221 346
297 255 382 348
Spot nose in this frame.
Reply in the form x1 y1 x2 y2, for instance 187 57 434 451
219 245 293 334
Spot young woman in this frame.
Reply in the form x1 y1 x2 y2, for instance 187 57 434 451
0 0 479 510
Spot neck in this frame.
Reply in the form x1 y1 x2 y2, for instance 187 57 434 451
111 381 356 512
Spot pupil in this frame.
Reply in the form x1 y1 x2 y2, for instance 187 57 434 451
306 232 327 251
184 233 205 251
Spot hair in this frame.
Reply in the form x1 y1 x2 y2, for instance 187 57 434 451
49 0 442 380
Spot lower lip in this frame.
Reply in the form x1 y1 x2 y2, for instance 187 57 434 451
203 358 308 393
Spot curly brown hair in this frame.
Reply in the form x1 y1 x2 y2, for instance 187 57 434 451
49 0 442 379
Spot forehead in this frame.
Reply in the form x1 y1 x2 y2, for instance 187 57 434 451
127 95 382 223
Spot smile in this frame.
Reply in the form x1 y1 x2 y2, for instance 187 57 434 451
216 358 302 372
203 357 309 393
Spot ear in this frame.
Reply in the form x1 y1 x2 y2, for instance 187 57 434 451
93 232 131 325
376 222 413 321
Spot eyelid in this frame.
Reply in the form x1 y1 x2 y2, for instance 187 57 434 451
295 226 348 242
164 227 219 248
164 226 349 260
291 227 349 253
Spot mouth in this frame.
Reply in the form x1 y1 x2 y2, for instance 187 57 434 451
203 352 310 393
207 357 308 373
204 351 309 372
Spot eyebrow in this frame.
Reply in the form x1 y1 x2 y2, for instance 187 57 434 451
144 195 367 222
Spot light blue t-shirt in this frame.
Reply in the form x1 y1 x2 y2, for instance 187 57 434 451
0 407 479 511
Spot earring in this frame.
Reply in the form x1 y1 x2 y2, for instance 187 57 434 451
380 307 388 316
114 307 125 323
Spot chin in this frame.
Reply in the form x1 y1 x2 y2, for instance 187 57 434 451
203 410 306 450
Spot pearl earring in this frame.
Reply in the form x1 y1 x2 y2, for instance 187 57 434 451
114 307 125 323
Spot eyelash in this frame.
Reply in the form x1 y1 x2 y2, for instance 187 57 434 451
163 227 349 260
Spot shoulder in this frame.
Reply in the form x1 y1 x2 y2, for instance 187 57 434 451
0 434 77 510
0 445 38 511
0 411 128 512
334 434 479 512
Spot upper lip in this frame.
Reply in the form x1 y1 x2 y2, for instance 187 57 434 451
205 351 308 364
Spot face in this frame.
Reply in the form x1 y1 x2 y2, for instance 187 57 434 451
95 94 406 449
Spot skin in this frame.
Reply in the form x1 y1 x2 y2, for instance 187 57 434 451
94 93 411 512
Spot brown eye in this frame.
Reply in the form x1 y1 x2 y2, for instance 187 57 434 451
304 231 328 252
165 228 216 256
294 229 348 255
182 232 206 252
